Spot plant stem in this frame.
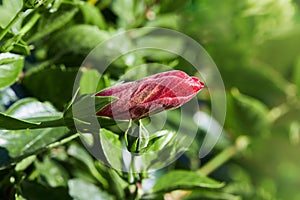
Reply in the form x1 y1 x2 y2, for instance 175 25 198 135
0 12 40 52
47 132 80 149
37 118 67 129
18 12 40 37
0 11 22 41
198 136 250 176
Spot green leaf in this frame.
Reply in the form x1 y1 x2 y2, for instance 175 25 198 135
152 170 224 193
0 98 68 168
270 104 300 138
34 156 69 187
119 63 172 82
144 130 176 153
145 14 180 29
225 89 271 137
135 33 183 61
48 24 110 56
68 179 114 200
0 98 64 130
183 189 241 200
0 0 23 28
79 69 110 95
253 29 300 77
6 98 63 122
0 112 40 130
15 194 27 200
15 155 36 171
69 94 117 123
67 143 108 187
220 64 288 107
21 181 71 200
140 130 177 170
0 53 24 88
0 87 17 112
112 0 146 28
28 6 79 42
99 128 123 171
22 65 78 109
63 88 118 130
79 3 106 29
0 127 67 168
97 116 126 127
294 57 300 98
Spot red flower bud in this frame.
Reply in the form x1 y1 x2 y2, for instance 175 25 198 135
96 70 204 120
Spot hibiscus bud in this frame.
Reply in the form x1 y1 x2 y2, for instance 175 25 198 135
96 70 204 120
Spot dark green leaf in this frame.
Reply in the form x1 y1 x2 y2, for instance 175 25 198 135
0 53 24 88
0 112 40 130
22 65 78 110
21 181 71 200
152 170 224 193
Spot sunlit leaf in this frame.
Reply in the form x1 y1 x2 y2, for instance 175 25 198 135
0 53 24 88
35 156 69 187
99 128 123 170
68 179 114 200
152 170 224 193
0 0 23 28
0 98 68 168
28 6 78 42
48 25 110 56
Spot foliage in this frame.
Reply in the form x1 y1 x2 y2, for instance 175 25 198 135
1 0 300 199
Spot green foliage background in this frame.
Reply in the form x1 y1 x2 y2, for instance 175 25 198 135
1 0 300 199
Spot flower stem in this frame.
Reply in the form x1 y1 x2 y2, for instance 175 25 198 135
198 136 250 176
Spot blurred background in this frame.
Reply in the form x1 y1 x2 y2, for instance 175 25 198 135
1 0 300 199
